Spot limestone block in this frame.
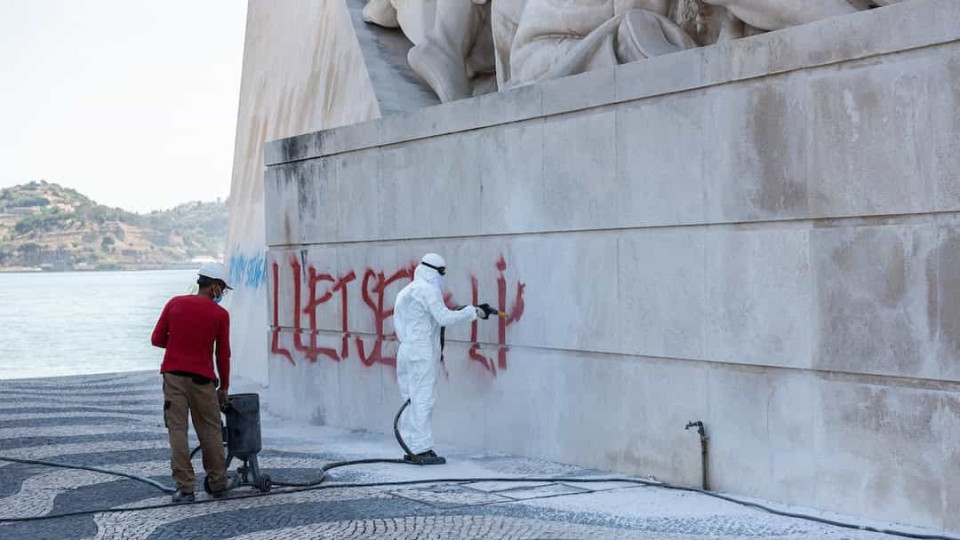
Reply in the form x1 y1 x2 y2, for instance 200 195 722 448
812 223 939 379
616 93 707 227
938 392 960 532
930 52 960 212
336 149 383 243
704 78 809 223
266 249 302 330
375 83 544 151
298 158 339 245
763 372 817 505
505 234 620 353
379 142 434 241
267 328 342 426
813 379 945 528
807 55 939 217
322 119 383 156
617 356 708 487
615 46 704 103
936 224 960 381
477 121 545 236
474 84 543 130
541 109 619 231
378 96 486 146
264 132 323 168
460 345 569 459
263 166 301 247
335 244 405 336
380 135 482 240
335 341 393 431
550 353 632 469
265 330 300 419
617 228 707 361
704 365 774 496
264 120 383 166
541 67 615 117
705 227 812 369
433 340 497 451
695 1 960 89
301 246 343 334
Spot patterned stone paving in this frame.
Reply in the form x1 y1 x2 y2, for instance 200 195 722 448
0 371 904 539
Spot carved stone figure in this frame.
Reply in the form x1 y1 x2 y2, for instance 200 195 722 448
364 0 914 102
500 1 698 87
363 0 495 102
717 0 914 30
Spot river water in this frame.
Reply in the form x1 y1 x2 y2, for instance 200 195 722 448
0 269 198 379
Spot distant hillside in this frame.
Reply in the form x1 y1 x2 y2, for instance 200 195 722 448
0 181 227 271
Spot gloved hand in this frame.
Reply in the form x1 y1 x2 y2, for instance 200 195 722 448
476 303 497 320
475 306 488 319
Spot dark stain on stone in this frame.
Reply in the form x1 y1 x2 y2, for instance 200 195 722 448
881 239 906 308
938 227 960 367
833 385 937 440
311 405 326 426
925 237 939 342
750 84 807 218
298 167 315 217
829 233 855 272
819 227 928 375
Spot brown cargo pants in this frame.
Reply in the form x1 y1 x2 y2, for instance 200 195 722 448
162 372 227 493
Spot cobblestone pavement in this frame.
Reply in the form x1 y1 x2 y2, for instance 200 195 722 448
0 372 908 540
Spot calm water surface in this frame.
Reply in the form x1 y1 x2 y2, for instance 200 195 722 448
0 270 197 379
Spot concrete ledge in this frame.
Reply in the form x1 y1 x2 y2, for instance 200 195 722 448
265 39 960 246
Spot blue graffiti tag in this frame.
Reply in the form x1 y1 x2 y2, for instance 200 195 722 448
228 246 267 290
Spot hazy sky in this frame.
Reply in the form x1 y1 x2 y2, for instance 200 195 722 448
0 0 248 212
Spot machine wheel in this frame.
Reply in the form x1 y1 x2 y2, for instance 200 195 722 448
256 474 272 493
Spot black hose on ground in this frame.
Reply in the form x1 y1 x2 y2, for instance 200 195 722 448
3 400 957 540
0 456 175 494
0 473 957 540
271 399 418 487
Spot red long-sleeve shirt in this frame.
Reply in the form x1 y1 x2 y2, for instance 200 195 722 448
151 295 230 391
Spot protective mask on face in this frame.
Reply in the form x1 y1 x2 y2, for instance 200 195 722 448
213 286 225 304
431 275 442 288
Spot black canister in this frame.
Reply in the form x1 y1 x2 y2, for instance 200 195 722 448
224 393 262 459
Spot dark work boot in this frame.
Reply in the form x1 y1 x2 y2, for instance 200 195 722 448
171 489 195 503
210 473 239 499
405 450 446 465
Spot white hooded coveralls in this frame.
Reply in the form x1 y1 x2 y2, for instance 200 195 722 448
394 264 477 454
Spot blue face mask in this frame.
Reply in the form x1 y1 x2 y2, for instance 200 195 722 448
213 286 226 304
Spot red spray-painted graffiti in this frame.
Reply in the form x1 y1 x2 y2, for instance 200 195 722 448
270 255 525 376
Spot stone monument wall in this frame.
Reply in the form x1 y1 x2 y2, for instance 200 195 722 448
263 0 960 532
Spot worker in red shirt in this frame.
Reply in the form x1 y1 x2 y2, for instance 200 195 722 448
151 262 236 503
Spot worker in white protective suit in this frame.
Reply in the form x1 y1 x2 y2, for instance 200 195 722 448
394 253 497 465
